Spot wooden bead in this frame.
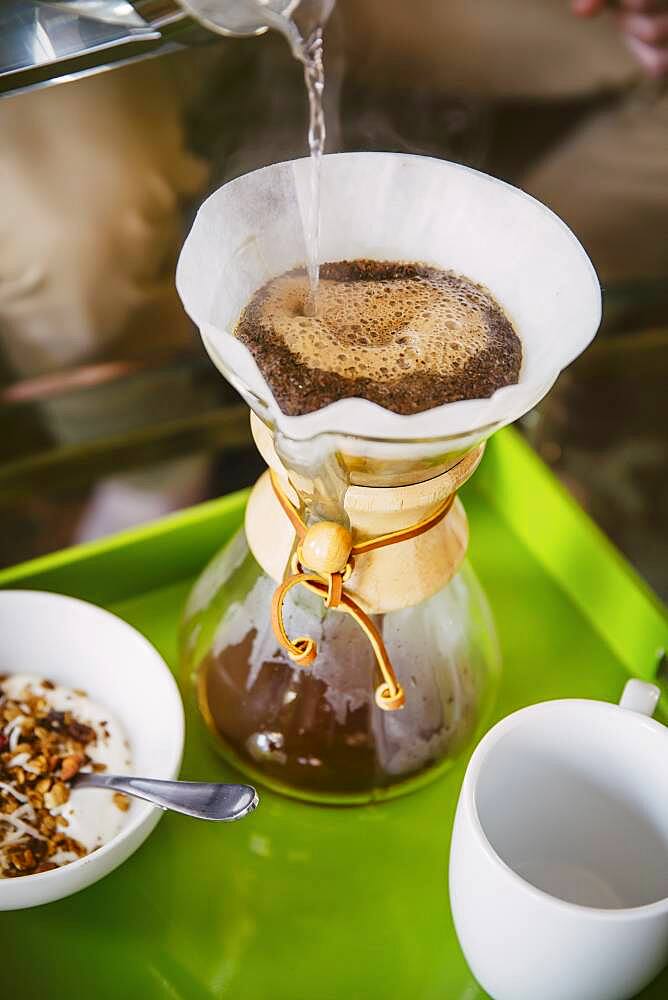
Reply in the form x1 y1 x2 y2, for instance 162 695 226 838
301 521 353 576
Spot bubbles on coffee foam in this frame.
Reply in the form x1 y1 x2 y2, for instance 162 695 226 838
255 267 495 384
235 260 522 416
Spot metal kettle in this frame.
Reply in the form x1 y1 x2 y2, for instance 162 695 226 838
0 1 324 98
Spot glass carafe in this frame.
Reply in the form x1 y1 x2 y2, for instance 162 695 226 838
181 414 501 804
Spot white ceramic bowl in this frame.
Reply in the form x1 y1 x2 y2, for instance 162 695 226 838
0 590 184 910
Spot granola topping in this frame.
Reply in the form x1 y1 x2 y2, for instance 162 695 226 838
1 675 132 878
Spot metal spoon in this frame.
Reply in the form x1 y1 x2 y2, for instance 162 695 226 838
72 773 259 822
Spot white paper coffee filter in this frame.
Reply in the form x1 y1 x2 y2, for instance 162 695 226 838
176 152 601 445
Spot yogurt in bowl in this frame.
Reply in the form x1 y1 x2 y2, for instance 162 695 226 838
0 591 184 910
1 675 133 877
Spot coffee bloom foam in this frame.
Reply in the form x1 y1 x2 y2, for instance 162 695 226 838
235 261 522 416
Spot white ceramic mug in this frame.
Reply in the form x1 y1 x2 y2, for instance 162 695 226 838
449 680 668 1000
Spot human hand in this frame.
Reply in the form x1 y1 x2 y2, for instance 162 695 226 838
572 0 668 78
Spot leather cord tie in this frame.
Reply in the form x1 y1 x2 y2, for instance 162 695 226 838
269 469 457 712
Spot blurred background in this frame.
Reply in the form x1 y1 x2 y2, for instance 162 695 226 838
0 0 666 597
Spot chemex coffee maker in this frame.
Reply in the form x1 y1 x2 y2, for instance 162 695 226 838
176 152 601 804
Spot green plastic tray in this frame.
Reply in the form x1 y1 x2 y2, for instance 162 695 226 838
1 428 666 1000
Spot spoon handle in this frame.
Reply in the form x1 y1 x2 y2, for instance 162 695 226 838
73 773 258 822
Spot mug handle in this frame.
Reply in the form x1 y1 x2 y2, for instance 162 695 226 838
619 678 661 717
